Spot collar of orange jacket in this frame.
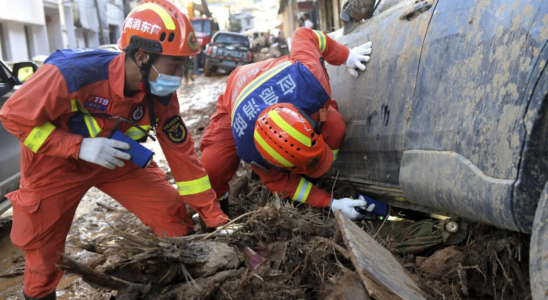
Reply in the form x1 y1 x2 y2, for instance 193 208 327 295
109 52 147 104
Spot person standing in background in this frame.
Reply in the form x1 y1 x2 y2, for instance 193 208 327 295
297 17 305 28
183 56 195 84
303 14 314 29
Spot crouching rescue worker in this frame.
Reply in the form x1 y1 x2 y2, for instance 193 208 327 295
0 1 227 299
200 27 375 221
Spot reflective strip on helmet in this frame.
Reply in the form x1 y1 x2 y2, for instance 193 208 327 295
268 110 311 147
254 130 294 168
125 125 151 140
332 149 339 161
218 191 229 201
130 3 176 30
24 122 56 153
71 99 102 138
176 175 212 196
231 61 292 124
292 177 312 203
313 30 326 53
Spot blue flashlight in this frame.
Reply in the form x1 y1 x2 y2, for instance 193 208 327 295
111 130 154 168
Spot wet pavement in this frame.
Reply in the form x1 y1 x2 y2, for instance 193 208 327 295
0 73 228 299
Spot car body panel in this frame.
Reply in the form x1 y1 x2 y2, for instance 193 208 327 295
326 0 548 232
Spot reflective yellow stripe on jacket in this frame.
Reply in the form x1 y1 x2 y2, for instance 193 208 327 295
176 175 212 196
23 122 56 153
292 177 313 203
231 61 293 124
313 30 327 53
71 99 102 137
125 125 151 141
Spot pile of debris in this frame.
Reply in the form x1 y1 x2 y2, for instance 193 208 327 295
57 175 531 300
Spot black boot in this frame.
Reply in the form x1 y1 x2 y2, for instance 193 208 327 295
24 291 56 300
220 198 230 216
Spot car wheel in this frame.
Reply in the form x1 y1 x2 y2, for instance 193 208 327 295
530 182 548 300
204 59 213 77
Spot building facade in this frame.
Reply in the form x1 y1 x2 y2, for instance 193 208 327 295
0 0 125 64
278 0 344 38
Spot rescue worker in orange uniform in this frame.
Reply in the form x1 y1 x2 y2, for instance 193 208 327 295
200 27 376 221
0 1 227 299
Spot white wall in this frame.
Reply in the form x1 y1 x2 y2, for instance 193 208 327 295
107 0 124 27
31 25 50 56
0 0 45 25
74 0 100 32
75 29 85 48
87 31 99 48
64 5 77 48
239 18 254 32
107 0 125 44
44 6 62 54
5 22 29 61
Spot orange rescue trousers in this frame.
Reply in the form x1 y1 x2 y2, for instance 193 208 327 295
10 161 192 298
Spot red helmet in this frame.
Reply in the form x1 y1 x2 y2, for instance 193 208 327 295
254 104 333 178
118 0 200 56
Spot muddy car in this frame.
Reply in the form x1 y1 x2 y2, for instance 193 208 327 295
325 0 548 297
204 31 253 77
0 59 38 214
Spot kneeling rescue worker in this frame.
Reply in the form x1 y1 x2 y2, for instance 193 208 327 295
0 1 228 298
200 27 376 221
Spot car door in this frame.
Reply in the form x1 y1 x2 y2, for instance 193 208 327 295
0 60 21 201
326 0 436 194
402 0 548 232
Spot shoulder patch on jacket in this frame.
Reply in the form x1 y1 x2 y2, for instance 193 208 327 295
44 49 119 93
162 115 187 143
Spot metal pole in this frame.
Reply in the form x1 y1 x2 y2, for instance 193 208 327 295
200 0 212 18
94 0 105 45
288 0 295 34
57 0 69 48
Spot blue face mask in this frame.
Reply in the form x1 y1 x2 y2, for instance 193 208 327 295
148 63 183 96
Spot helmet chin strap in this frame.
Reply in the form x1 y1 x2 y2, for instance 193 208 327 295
129 51 158 130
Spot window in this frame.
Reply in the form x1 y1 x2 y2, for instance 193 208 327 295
214 34 250 47
109 24 119 44
190 20 212 36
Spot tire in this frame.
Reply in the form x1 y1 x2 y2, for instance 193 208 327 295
204 59 213 77
530 182 548 300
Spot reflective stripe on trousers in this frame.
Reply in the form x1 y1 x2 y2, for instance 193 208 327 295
176 175 212 196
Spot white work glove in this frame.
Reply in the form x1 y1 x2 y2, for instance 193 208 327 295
78 138 131 169
331 195 375 220
345 41 372 79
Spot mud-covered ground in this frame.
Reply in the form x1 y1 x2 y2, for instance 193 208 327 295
0 72 532 300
